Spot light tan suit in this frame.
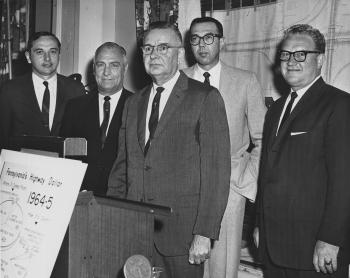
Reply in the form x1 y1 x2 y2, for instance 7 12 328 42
183 62 266 278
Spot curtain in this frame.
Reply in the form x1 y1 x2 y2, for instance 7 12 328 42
206 0 350 99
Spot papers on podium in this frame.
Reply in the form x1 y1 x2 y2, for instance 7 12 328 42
0 149 87 278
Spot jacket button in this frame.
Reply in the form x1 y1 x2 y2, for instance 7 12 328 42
144 165 151 171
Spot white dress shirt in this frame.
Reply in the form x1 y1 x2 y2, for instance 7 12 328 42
32 73 57 130
193 61 221 89
145 71 180 143
98 89 122 134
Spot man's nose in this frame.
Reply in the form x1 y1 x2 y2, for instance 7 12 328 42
287 55 298 65
150 47 159 58
199 37 206 47
103 65 111 75
44 52 51 62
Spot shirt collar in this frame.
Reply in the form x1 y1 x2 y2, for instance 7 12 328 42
152 71 180 93
98 88 123 101
195 61 221 78
291 75 321 97
32 72 57 85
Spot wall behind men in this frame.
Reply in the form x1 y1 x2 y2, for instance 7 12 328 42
54 0 201 92
210 0 350 99
54 0 147 92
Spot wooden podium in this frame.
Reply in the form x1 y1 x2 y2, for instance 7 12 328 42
69 191 171 278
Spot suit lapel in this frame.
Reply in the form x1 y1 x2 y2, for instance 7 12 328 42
104 89 129 144
152 73 187 140
272 78 326 151
219 64 231 98
137 85 151 152
86 92 101 142
23 74 43 122
52 75 65 134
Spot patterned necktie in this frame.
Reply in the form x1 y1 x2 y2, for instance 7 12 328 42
203 72 210 85
42 81 50 131
144 86 164 155
279 91 298 131
100 96 111 147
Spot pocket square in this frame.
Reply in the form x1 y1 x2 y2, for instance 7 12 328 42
291 131 307 136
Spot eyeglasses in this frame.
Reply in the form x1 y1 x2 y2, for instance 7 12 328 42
279 50 321 62
190 33 222 46
141 43 182 55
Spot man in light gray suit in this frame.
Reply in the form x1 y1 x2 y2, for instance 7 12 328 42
183 17 266 278
107 21 230 278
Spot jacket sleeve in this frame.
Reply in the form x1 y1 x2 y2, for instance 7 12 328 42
59 99 75 137
192 88 231 240
106 97 130 198
317 93 350 247
235 73 266 202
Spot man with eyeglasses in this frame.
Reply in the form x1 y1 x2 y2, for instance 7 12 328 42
183 17 266 278
107 21 231 278
254 24 350 278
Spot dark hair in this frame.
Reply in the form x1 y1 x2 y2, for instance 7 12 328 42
190 17 223 37
282 24 326 53
143 21 182 44
26 31 61 51
94 42 127 59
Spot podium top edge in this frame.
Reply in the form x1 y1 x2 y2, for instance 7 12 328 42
77 191 172 216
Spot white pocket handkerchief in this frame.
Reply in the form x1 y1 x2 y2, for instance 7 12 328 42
291 131 307 136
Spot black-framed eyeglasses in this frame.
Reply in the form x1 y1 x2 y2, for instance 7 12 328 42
279 50 321 62
190 33 222 46
141 43 182 55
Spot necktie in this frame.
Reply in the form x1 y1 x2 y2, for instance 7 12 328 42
279 91 298 131
42 81 50 131
145 86 164 155
203 72 210 85
100 96 111 147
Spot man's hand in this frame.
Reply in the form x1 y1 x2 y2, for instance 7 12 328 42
253 227 259 248
313 240 339 274
188 235 211 264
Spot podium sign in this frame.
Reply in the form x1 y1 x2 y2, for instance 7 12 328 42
0 150 87 278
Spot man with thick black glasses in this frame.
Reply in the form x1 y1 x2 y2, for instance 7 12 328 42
255 24 350 278
183 17 266 278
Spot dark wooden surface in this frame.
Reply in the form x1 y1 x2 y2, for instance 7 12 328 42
68 192 171 278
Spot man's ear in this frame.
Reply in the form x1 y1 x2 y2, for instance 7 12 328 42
317 53 325 70
219 37 225 51
124 63 129 74
178 47 185 65
25 51 31 64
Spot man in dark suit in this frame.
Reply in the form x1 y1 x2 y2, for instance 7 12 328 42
60 42 132 195
183 17 266 278
107 22 230 278
255 24 350 278
0 31 85 150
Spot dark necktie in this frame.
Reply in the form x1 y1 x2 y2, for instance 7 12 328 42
100 96 111 147
279 91 298 131
203 72 210 85
42 81 50 131
144 87 164 155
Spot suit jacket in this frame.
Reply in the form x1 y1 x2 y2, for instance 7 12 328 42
183 63 266 201
0 73 85 149
107 72 231 256
60 88 132 195
257 77 350 269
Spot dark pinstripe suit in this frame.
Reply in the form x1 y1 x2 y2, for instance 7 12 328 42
257 78 350 270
